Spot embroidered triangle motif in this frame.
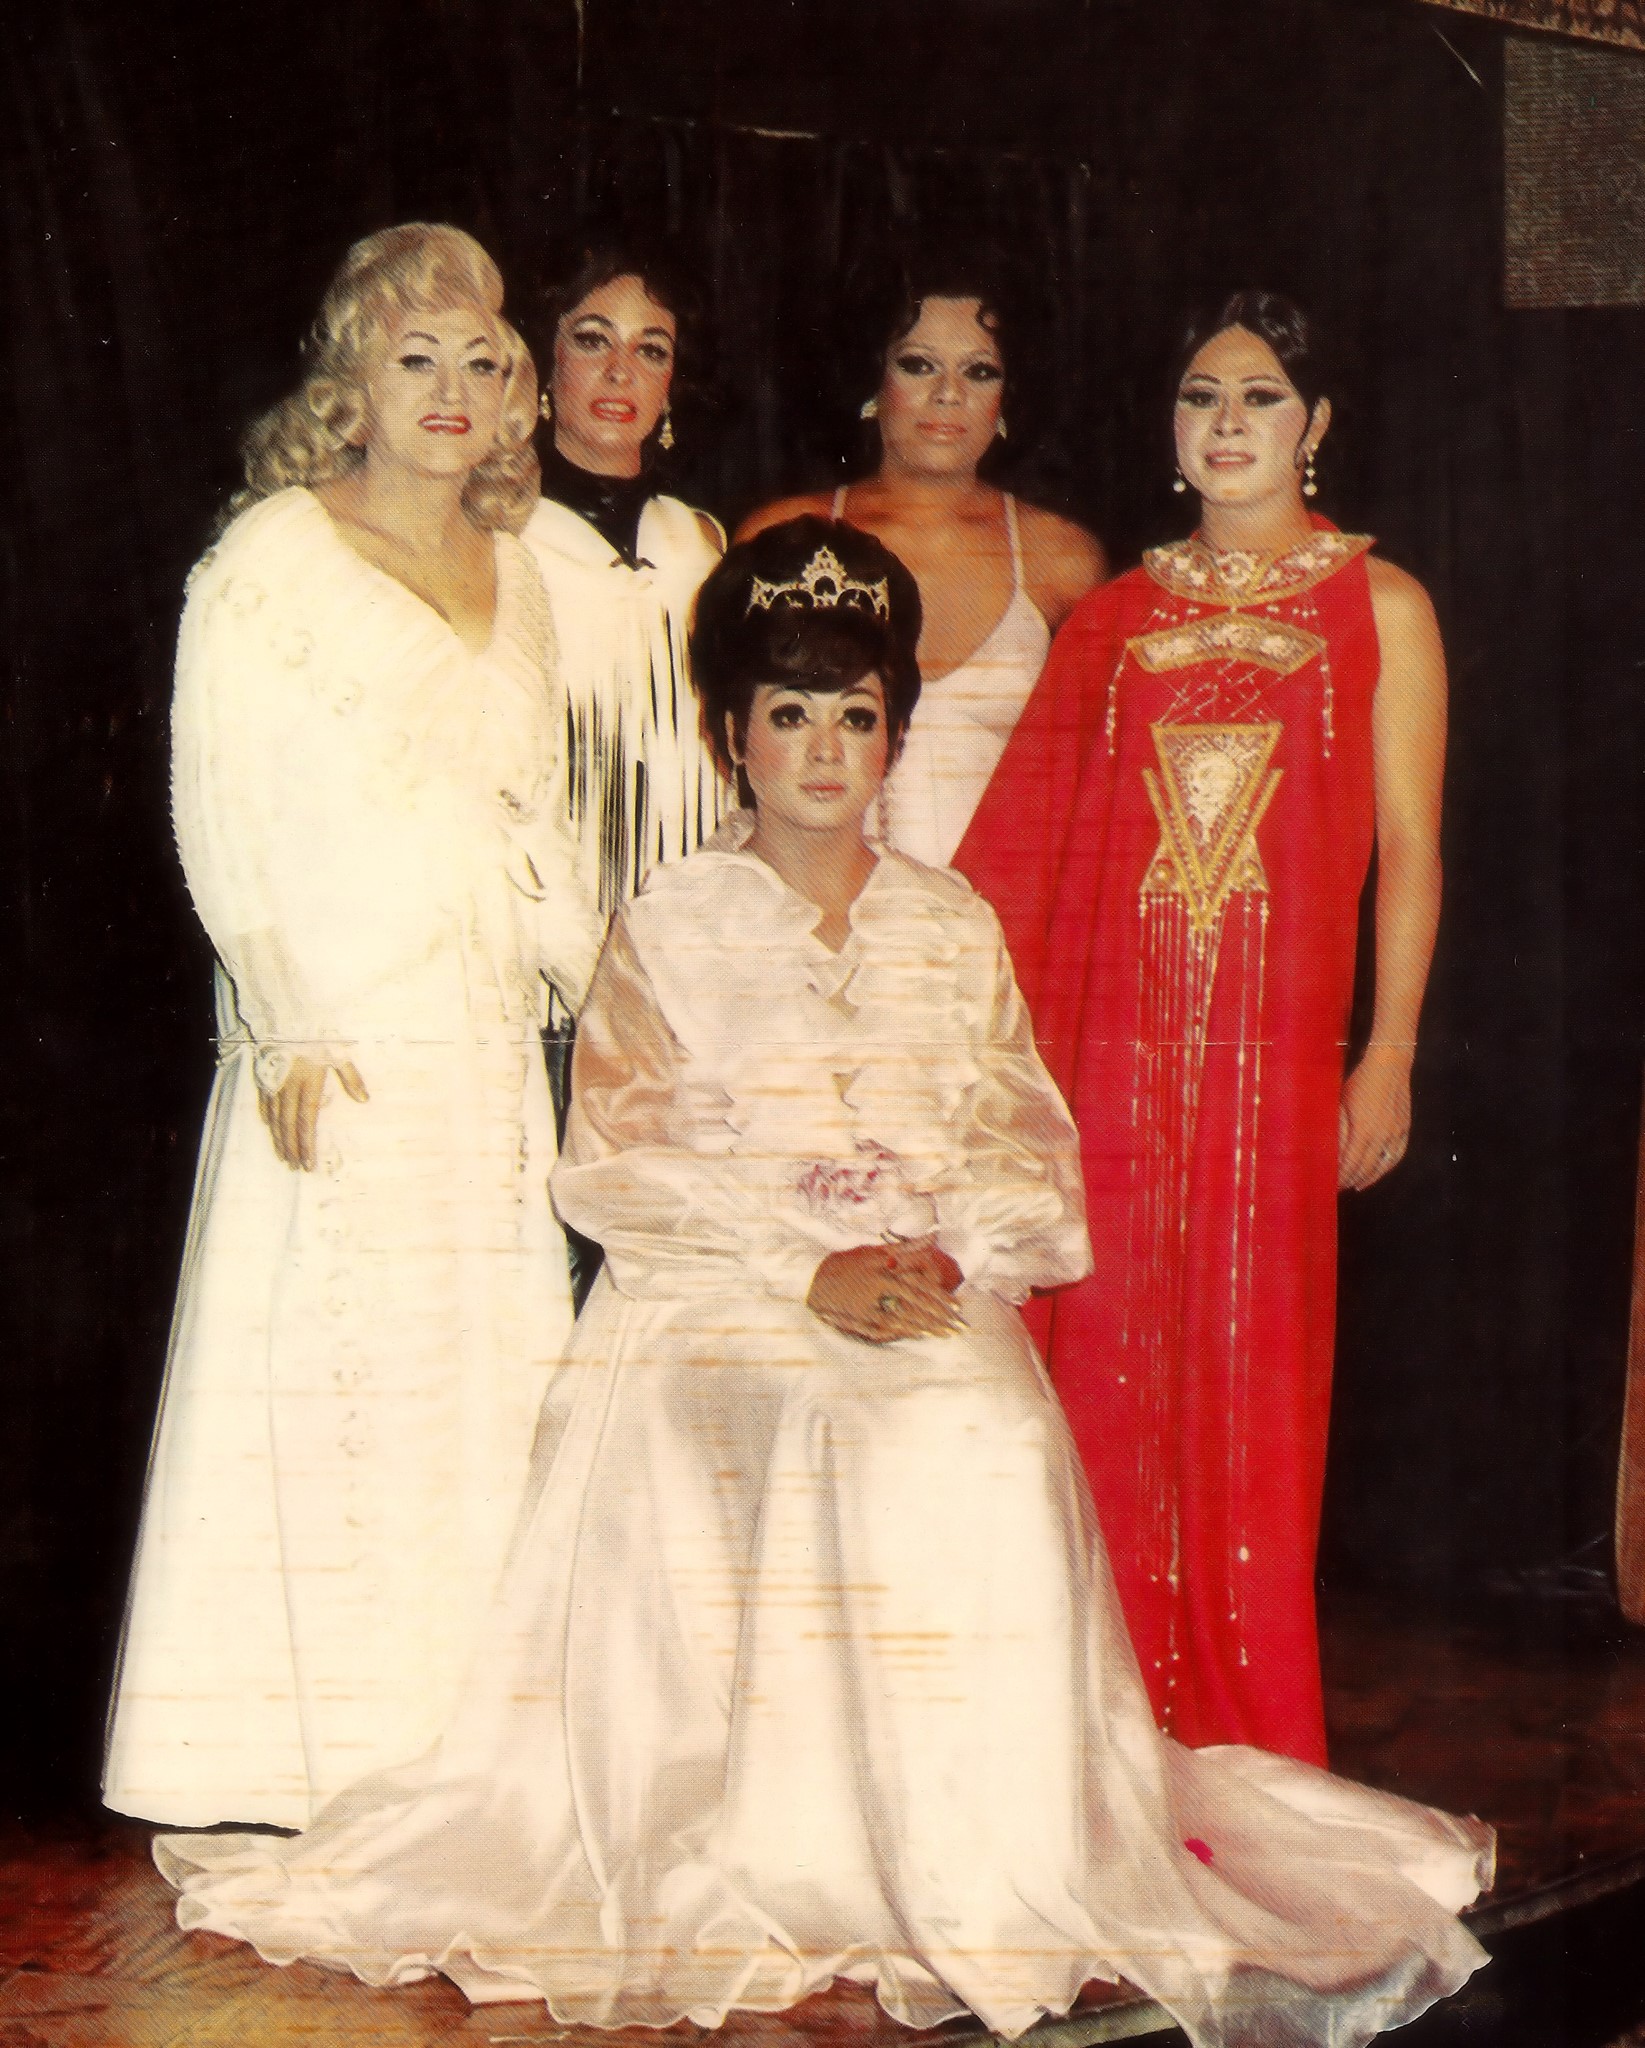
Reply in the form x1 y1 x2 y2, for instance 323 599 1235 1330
1141 722 1283 933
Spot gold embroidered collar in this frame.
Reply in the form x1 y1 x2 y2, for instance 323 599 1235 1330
1142 530 1373 610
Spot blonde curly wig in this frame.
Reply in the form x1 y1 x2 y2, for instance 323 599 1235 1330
237 223 540 533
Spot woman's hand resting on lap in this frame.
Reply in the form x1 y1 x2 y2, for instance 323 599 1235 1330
259 1054 370 1171
807 1237 964 1344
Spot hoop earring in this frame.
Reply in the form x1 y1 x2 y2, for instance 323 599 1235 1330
1172 468 1188 495
538 390 553 424
859 395 879 421
1303 450 1318 498
658 408 675 452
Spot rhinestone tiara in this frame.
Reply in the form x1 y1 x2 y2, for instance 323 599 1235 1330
746 545 890 619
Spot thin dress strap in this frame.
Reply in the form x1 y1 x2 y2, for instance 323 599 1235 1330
1003 493 1025 593
832 485 849 519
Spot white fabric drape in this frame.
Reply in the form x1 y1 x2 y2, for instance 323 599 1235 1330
522 494 726 919
105 489 601 1828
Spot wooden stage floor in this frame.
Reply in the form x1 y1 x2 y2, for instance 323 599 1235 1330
6 1589 1645 2047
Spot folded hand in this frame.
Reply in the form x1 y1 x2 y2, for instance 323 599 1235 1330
807 1236 964 1344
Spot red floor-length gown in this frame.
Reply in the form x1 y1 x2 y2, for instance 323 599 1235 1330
956 522 1380 1765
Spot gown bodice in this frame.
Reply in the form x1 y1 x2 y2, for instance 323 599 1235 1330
832 486 1051 867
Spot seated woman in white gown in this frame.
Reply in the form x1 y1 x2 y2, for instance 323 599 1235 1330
158 517 1493 2047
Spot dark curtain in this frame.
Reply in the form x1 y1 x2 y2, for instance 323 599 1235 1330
7 0 1644 1814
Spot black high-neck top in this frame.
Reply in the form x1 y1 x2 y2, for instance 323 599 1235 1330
539 443 655 568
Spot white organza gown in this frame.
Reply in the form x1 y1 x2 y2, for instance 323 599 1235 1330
159 818 1493 2046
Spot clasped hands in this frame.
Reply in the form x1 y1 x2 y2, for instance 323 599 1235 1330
807 1236 965 1344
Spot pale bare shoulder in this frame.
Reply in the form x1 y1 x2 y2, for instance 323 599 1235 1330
1016 502 1108 629
1366 553 1437 632
1360 552 1442 712
732 492 837 545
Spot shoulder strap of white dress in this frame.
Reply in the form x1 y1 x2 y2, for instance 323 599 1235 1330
1003 493 1025 593
832 485 849 519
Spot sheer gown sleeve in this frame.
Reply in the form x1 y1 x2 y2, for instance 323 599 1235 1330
552 914 833 1305
931 902 1092 1304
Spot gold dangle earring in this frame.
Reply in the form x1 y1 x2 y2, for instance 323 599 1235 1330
1303 448 1318 498
859 396 879 420
538 390 554 424
659 408 675 452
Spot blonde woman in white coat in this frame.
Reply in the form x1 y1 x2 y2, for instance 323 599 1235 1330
104 224 601 1830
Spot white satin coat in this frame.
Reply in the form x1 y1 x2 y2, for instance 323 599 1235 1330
105 488 602 1828
157 820 1492 2044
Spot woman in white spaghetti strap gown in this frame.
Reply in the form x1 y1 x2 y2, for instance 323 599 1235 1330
738 266 1105 866
157 518 1492 2048
834 478 1049 863
104 226 600 1830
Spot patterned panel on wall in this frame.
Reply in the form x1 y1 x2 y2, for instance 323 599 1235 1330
1424 0 1645 49
1503 33 1645 304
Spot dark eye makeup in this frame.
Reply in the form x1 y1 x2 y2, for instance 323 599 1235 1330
894 351 1001 384
1177 380 1297 408
762 694 882 734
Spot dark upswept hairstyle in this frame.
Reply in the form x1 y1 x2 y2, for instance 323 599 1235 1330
690 517 923 795
530 235 707 449
1170 290 1331 418
844 245 1036 472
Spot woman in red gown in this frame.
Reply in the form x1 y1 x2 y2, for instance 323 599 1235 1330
956 293 1447 1766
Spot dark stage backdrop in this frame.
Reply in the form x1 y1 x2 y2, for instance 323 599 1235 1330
6 0 1644 1816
